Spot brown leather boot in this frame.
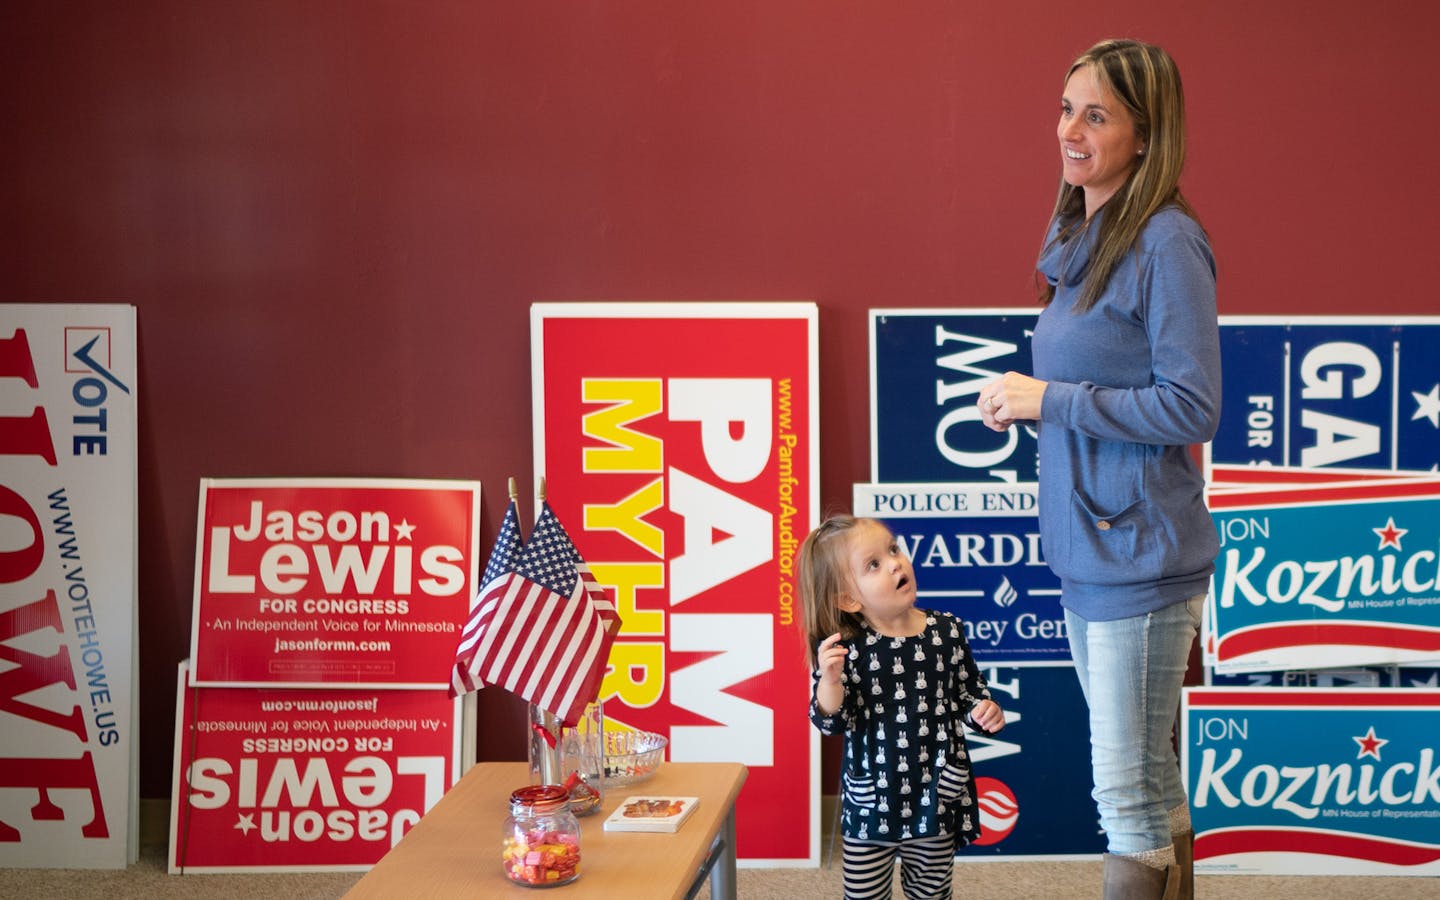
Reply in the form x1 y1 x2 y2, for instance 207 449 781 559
1101 853 1181 900
1173 831 1194 900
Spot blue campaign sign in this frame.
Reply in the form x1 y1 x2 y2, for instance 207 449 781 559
1211 317 1440 472
870 310 1039 483
1183 687 1440 876
855 483 1068 665
1208 479 1440 672
1398 667 1440 688
957 666 1105 858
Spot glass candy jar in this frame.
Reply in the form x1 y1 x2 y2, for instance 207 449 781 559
501 785 582 888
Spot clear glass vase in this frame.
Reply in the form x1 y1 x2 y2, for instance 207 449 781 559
527 702 605 817
559 701 604 816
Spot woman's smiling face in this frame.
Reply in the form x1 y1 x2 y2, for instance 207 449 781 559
1058 63 1144 216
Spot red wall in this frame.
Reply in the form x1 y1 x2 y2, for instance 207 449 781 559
3 2 1436 801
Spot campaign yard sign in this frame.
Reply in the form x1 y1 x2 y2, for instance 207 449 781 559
954 666 1104 859
531 302 819 865
853 483 1068 665
168 662 463 872
870 310 1039 484
190 478 481 688
1 303 138 868
1209 317 1440 473
1183 687 1440 877
1207 476 1440 673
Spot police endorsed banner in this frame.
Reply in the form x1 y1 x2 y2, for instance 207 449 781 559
853 483 1068 665
870 310 1038 484
531 302 819 865
1209 317 1440 472
168 661 462 872
1 304 138 868
190 478 481 688
1183 687 1440 876
1207 477 1440 672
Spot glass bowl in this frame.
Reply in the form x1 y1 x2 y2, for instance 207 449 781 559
593 730 668 788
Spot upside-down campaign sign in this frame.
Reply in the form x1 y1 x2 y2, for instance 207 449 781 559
531 302 818 865
853 483 1068 665
190 479 480 688
2 304 138 868
169 662 462 872
1183 687 1440 876
870 310 1038 484
1207 476 1440 673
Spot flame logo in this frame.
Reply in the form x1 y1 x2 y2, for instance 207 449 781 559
992 577 1018 608
973 777 1019 845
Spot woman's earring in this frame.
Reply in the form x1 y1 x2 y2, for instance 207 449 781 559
1138 146 1146 156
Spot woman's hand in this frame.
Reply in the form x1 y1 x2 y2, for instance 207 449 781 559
978 372 1047 431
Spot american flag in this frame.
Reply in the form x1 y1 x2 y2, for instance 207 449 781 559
450 498 621 728
449 498 523 696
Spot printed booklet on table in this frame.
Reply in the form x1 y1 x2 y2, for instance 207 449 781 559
602 796 701 833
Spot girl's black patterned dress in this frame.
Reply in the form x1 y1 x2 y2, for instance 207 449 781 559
809 611 993 845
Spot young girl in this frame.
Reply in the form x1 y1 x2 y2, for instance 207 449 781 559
800 514 1005 900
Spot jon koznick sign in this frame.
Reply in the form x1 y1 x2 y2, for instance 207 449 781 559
1183 687 1440 876
1207 476 1440 672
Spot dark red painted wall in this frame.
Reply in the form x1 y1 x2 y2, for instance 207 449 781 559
2 2 1436 800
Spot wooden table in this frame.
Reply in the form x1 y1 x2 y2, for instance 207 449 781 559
345 761 748 899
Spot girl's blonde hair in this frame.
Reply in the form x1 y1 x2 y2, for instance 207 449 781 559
1040 38 1201 310
797 514 870 669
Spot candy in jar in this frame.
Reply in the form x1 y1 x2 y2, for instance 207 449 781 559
501 784 581 887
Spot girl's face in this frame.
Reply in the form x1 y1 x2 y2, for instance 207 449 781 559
1057 64 1144 215
838 519 917 623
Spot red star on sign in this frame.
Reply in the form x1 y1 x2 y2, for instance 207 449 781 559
1372 516 1407 551
1353 726 1388 760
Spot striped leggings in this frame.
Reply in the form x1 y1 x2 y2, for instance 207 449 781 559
842 834 956 899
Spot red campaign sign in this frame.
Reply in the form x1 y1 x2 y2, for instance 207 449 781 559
168 662 463 872
189 479 481 687
531 302 820 865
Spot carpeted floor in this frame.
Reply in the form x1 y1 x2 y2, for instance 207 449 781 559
0 845 1435 900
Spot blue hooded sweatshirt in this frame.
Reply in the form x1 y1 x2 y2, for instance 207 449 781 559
1031 206 1221 621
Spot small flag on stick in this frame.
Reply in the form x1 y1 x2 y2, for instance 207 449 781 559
449 479 621 728
449 481 523 697
509 499 621 727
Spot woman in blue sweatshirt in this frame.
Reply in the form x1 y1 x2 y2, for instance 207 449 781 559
978 39 1219 900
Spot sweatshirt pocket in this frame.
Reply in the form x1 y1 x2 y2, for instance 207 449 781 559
936 764 973 806
1057 490 1162 584
843 772 877 809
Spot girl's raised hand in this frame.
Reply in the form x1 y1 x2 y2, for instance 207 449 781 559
817 632 848 685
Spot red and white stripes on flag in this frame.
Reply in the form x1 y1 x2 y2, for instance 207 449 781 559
449 498 620 728
449 498 523 696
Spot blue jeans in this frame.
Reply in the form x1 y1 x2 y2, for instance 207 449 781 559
1065 594 1203 855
